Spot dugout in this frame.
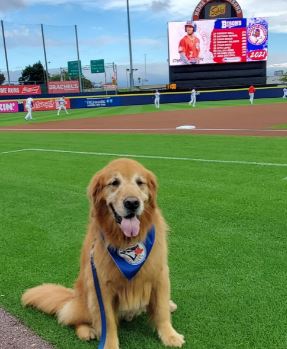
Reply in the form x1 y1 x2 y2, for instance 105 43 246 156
168 0 267 89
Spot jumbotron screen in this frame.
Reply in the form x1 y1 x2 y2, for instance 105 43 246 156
168 18 268 66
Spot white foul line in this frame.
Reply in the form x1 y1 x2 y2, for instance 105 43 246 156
0 149 28 154
1 148 287 168
0 127 287 132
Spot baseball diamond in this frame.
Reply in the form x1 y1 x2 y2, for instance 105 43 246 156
1 0 287 348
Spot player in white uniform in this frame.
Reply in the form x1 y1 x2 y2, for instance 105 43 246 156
154 90 160 109
24 97 34 120
57 96 69 116
188 89 199 107
283 87 287 98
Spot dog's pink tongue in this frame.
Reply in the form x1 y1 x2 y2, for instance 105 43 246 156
120 216 140 237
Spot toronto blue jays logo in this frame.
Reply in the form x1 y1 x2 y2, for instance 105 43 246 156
118 243 147 265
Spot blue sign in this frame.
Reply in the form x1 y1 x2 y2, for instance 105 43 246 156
214 18 246 29
85 97 120 108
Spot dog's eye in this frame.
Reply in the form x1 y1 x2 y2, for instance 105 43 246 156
136 179 146 186
109 179 120 187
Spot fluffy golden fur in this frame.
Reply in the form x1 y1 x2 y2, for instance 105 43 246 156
22 158 185 348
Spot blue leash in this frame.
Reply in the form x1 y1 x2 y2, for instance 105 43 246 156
90 252 107 349
90 226 155 348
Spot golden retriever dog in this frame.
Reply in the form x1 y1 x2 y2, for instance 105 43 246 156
22 158 185 348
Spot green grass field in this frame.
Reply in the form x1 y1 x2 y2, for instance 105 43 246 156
1 103 287 349
0 97 286 127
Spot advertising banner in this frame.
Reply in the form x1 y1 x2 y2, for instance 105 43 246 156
0 101 19 113
0 85 41 96
48 81 80 94
32 98 71 111
168 17 268 66
204 2 232 19
85 97 119 108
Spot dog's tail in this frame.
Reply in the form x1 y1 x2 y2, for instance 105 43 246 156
22 283 91 326
22 283 74 315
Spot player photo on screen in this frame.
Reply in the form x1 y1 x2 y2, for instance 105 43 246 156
168 17 268 66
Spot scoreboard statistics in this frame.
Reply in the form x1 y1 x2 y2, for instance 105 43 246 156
168 17 268 66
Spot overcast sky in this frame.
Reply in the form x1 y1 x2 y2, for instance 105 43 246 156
1 0 287 85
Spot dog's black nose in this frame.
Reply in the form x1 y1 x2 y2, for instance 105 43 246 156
124 197 140 212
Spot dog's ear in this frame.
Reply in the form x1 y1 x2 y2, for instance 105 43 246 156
87 170 105 207
146 170 158 207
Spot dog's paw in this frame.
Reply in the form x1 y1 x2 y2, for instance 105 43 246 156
159 326 185 347
169 300 178 313
76 324 99 341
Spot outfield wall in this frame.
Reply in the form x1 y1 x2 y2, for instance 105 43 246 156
0 86 285 113
69 86 285 109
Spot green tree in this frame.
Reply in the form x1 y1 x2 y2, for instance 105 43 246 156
18 61 47 84
0 73 5 85
82 77 93 89
50 70 70 81
280 73 287 84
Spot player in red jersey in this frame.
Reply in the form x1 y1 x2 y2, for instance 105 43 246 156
178 21 200 64
248 85 256 104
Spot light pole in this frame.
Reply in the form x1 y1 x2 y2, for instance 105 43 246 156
127 68 138 88
144 53 147 84
74 24 82 92
133 68 138 86
126 0 134 89
60 67 66 81
41 24 49 88
1 20 10 84
126 69 129 88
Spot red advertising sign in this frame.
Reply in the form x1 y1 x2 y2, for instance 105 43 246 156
0 101 19 113
0 85 41 96
48 81 80 94
33 98 71 111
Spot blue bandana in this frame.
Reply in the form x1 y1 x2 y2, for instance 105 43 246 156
107 225 155 280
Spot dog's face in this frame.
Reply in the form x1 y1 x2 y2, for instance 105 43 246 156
88 158 157 244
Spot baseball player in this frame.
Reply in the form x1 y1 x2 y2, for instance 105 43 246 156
188 88 200 107
252 28 264 44
24 96 34 120
248 85 256 105
154 90 160 109
56 96 69 116
283 87 287 98
178 21 200 64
